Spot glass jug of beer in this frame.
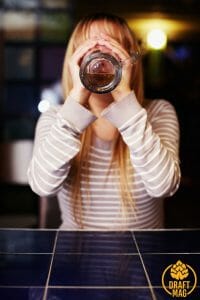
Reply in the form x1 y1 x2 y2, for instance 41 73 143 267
79 51 122 94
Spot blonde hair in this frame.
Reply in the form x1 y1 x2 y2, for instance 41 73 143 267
61 13 144 227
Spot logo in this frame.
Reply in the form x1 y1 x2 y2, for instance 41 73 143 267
162 260 197 298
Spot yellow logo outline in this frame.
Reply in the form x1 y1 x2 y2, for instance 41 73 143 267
161 260 197 297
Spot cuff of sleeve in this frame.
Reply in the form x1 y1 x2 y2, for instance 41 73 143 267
58 96 97 133
101 91 143 129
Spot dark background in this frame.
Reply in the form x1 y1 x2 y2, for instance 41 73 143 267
0 0 199 228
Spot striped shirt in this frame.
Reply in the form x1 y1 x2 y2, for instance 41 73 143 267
27 91 181 230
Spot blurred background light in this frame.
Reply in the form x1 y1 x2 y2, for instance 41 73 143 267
38 82 62 113
127 14 197 45
38 99 50 113
147 28 167 49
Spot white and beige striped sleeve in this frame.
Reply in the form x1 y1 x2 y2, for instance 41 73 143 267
27 96 96 196
102 91 181 198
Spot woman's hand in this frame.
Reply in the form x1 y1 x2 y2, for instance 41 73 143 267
97 33 133 101
68 39 98 106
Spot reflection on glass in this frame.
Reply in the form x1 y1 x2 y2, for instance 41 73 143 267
55 231 136 254
39 12 72 42
5 47 34 80
3 12 37 41
51 231 148 287
51 253 147 287
39 47 65 80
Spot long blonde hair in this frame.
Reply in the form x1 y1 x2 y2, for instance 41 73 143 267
61 13 144 227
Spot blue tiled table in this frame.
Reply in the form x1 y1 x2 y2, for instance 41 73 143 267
0 229 200 299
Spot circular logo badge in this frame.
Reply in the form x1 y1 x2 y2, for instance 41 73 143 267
162 260 197 298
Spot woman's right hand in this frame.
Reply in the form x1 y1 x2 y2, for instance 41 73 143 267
68 39 98 106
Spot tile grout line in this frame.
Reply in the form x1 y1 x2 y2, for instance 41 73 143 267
47 285 158 289
43 230 59 300
0 251 199 255
1 284 200 289
131 232 157 300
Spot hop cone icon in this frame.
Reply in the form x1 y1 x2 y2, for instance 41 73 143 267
170 260 189 280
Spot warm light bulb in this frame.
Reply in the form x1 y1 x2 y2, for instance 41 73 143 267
147 29 167 50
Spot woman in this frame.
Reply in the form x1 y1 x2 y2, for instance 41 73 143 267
28 13 181 229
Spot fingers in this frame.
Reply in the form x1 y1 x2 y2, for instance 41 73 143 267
71 34 131 68
98 33 130 62
71 39 98 65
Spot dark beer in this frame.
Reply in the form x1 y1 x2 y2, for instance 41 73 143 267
86 73 115 87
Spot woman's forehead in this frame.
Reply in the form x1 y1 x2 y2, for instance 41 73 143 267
87 20 118 37
74 19 124 48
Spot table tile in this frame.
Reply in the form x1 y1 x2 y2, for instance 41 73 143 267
0 229 56 253
49 253 148 287
56 231 137 254
0 254 51 285
0 287 44 300
134 230 200 253
0 229 200 300
47 287 153 300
